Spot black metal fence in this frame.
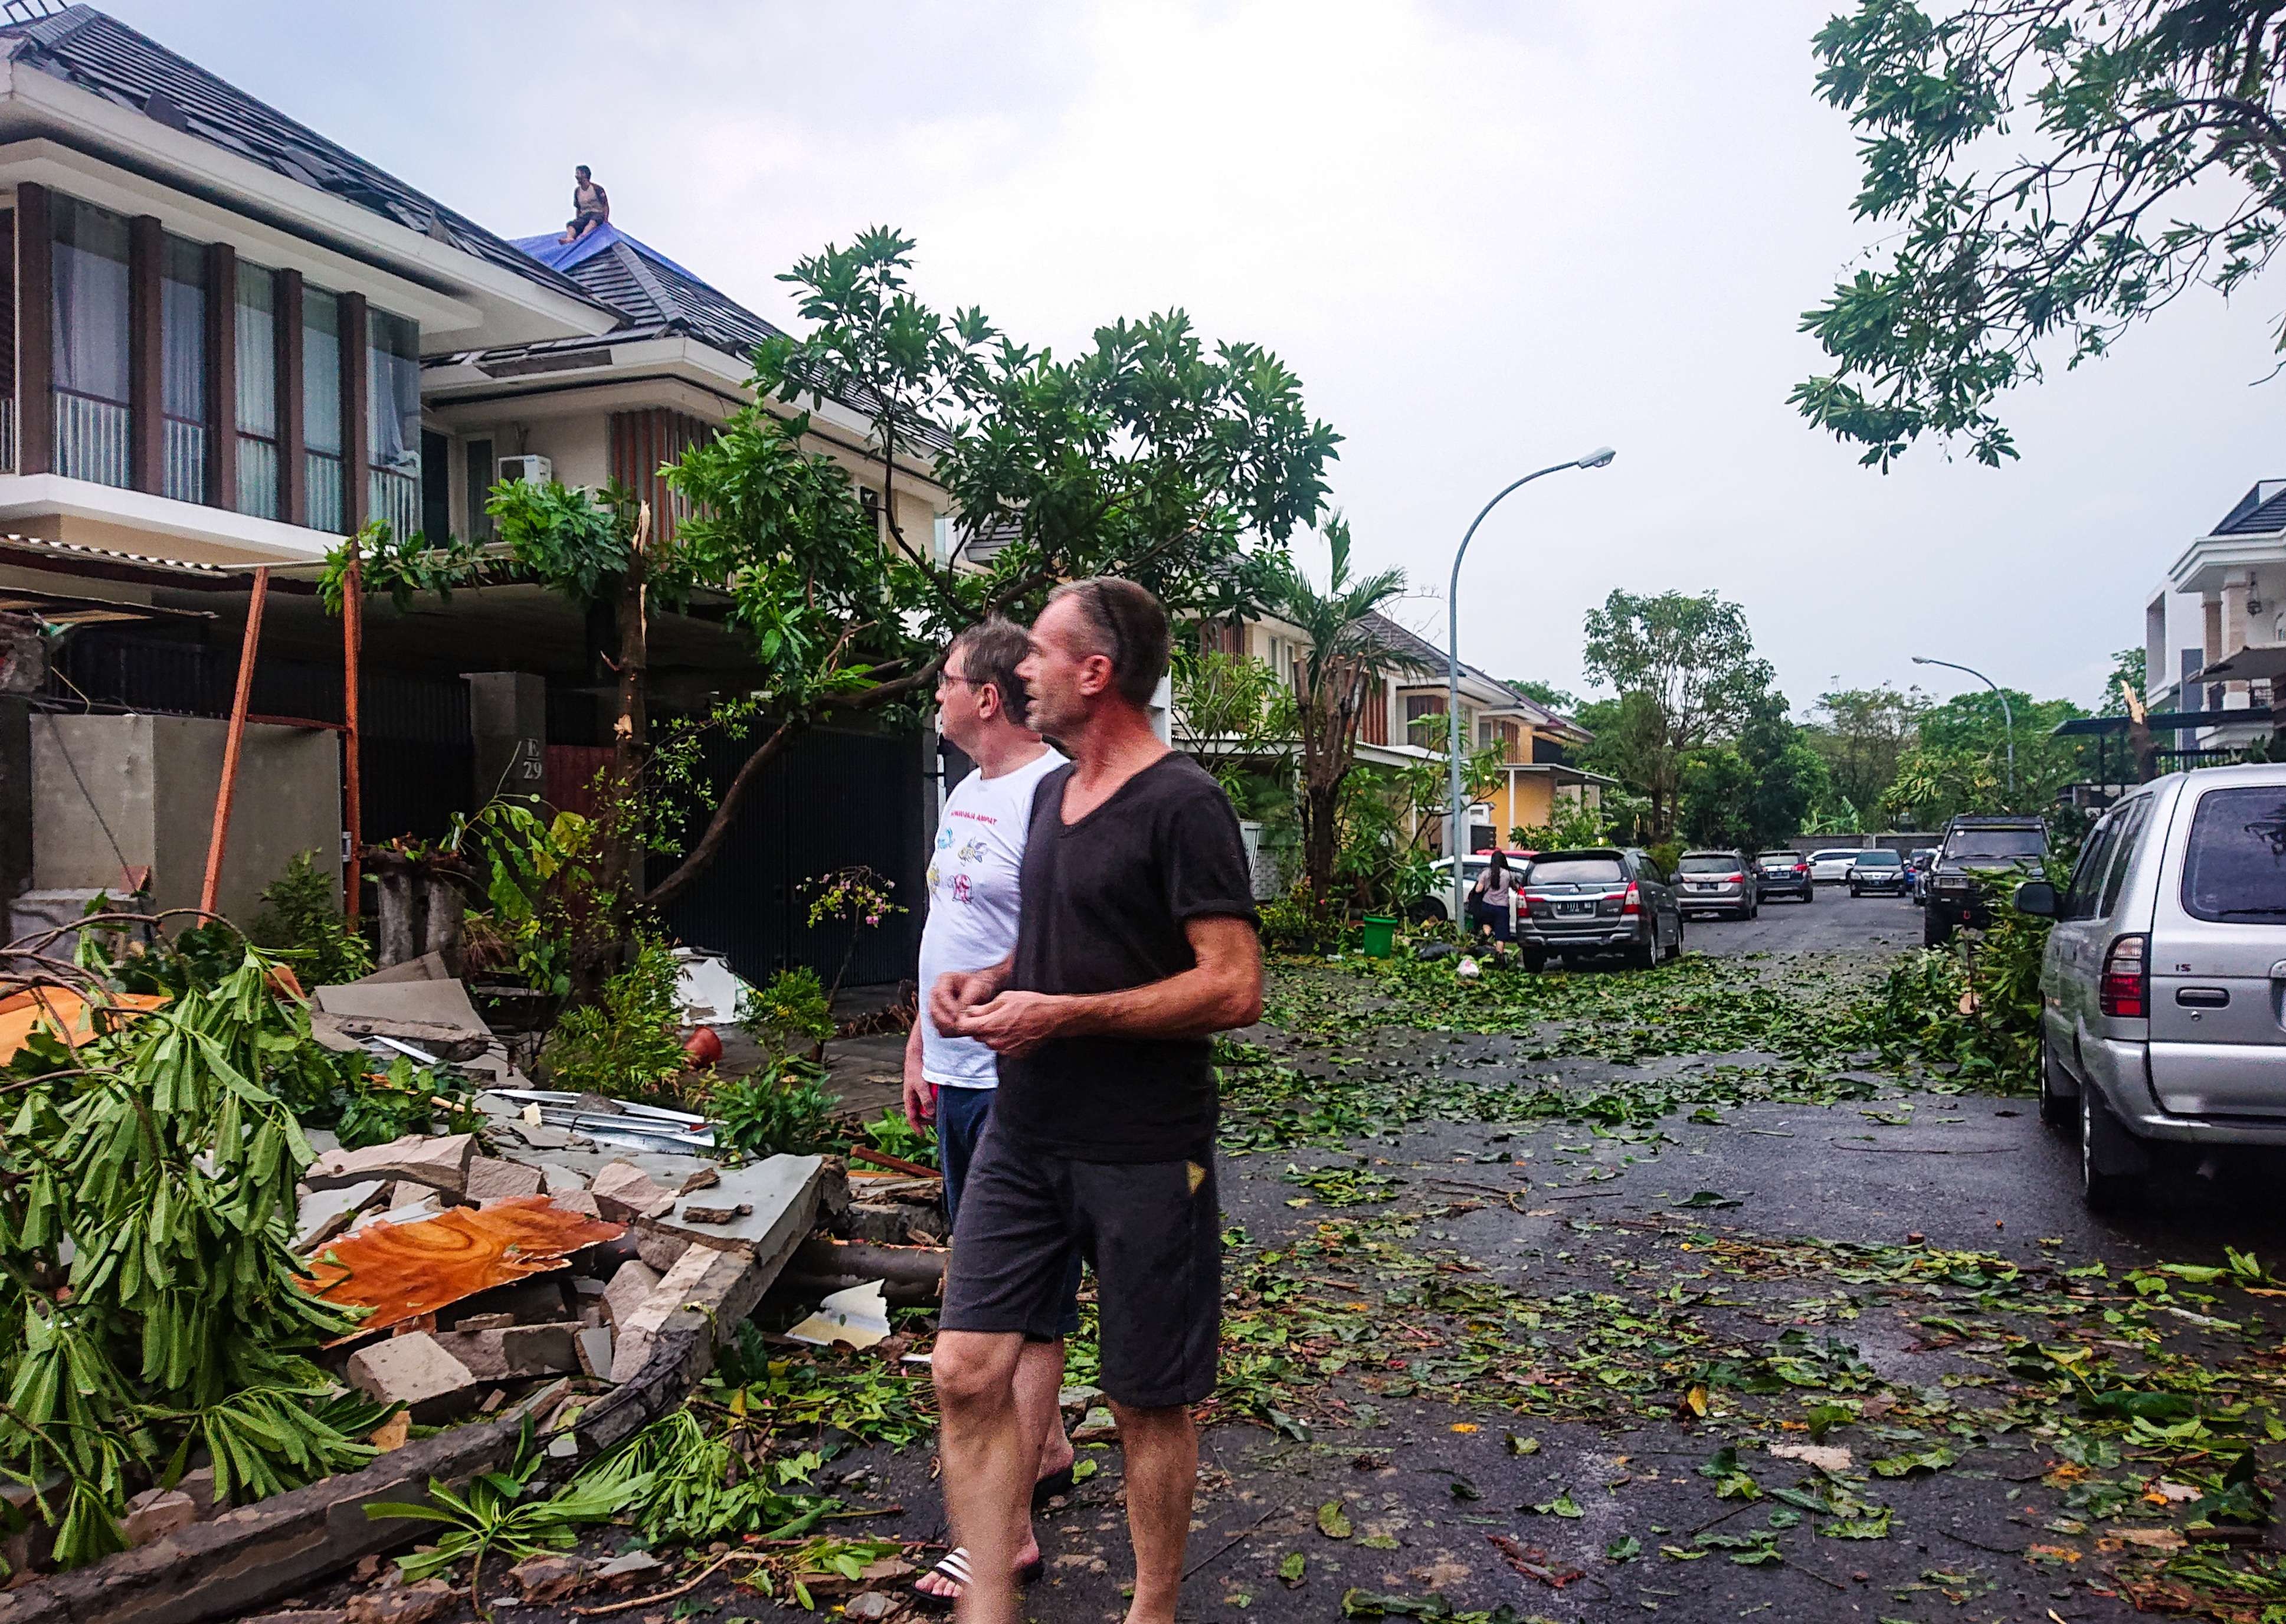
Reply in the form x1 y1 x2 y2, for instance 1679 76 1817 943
661 726 925 990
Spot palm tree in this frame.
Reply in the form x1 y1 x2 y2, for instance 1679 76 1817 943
1266 517 1407 906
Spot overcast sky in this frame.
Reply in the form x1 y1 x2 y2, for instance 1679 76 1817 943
120 0 2284 716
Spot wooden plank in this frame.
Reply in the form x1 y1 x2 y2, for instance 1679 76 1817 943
128 215 162 494
15 184 51 476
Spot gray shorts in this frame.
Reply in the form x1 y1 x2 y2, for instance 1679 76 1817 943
940 1125 1220 1410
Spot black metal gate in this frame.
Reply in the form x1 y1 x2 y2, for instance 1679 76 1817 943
662 726 925 990
44 626 474 843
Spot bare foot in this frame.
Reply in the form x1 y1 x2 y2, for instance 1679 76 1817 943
912 1537 1041 1604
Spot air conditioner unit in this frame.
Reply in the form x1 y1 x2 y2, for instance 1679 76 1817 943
497 454 552 486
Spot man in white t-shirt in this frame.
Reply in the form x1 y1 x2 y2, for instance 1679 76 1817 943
905 617 1075 1609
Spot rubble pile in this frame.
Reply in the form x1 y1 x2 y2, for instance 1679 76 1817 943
0 935 824 1602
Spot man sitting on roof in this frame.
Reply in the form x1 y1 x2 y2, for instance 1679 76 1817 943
560 165 610 243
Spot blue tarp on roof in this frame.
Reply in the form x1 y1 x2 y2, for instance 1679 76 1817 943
510 225 708 286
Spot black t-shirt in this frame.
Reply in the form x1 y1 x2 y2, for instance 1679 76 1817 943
994 752 1259 1163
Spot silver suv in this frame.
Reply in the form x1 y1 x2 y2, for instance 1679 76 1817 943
2016 765 2286 1209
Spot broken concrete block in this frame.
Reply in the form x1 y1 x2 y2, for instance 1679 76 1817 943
120 1487 196 1546
536 1162 589 1196
453 1312 518 1332
345 1332 476 1421
345 1578 456 1624
590 1160 677 1220
293 1179 388 1252
596 1550 664 1585
634 1226 691 1273
610 1243 742 1382
599 1259 660 1328
306 1134 476 1197
1072 1406 1119 1443
444 1276 572 1329
552 1190 604 1219
507 1554 595 1603
463 1157 545 1203
432 1322 582 1380
638 1154 822 1261
844 1593 899 1622
575 1324 613 1379
1059 1384 1103 1413
682 1202 754 1225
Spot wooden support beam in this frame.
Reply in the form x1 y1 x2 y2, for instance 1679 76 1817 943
276 268 304 526
16 184 51 476
128 214 161 494
201 568 270 920
340 290 368 535
205 240 235 509
342 535 364 918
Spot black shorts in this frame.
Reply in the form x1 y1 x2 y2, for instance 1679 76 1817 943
941 1125 1220 1410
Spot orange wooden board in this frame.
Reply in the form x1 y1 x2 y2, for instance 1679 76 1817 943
300 1195 625 1335
0 986 168 1061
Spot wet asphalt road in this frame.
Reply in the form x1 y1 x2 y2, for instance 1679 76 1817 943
323 892 2286 1624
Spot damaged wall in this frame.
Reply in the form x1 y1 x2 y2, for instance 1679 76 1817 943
32 713 340 922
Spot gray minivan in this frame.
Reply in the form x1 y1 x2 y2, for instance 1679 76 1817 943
2015 765 2286 1209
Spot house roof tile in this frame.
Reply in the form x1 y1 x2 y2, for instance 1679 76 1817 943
0 5 605 312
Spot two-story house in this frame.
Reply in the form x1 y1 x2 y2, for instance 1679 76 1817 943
2143 480 2286 761
0 4 951 984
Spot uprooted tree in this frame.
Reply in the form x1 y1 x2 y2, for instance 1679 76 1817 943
327 227 1338 991
1794 0 2286 467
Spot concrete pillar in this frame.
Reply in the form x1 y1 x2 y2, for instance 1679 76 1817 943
464 672 546 808
2223 579 2252 709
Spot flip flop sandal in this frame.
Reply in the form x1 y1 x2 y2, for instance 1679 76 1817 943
912 1547 1045 1613
1031 1464 1076 1508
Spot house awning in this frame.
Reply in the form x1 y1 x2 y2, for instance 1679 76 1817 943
2189 644 2286 685
2053 710 2272 736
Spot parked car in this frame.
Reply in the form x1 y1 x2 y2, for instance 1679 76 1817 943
1754 850 1815 903
1905 847 1938 905
2013 765 2286 1209
1413 849 1537 923
1808 848 1866 884
1675 850 1760 919
1924 815 2048 946
1512 847 1682 970
1846 849 1910 896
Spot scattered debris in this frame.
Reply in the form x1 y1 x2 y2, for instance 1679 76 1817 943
785 1280 892 1351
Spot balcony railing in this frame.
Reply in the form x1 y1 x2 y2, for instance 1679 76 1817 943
54 389 130 488
306 449 343 533
162 418 206 505
369 466 418 541
237 435 277 519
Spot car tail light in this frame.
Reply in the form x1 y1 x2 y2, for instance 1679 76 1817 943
2099 934 2149 1019
1794 863 1809 874
1723 872 1743 883
1620 883 1643 915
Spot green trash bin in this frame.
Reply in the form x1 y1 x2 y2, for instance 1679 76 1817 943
1360 915 1397 959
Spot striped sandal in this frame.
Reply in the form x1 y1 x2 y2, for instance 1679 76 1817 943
912 1547 1045 1613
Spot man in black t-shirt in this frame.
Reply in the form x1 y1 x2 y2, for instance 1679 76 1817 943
925 579 1262 1624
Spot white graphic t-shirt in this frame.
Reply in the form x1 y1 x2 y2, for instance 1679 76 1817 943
918 747 1065 1089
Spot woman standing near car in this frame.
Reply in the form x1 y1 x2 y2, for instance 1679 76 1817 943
1469 850 1519 941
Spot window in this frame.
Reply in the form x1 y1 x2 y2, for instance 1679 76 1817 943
234 262 279 518
1522 856 1626 886
2098 798 2151 916
464 436 493 539
1678 854 1743 873
159 235 207 504
50 196 132 487
2181 787 2286 922
1943 828 2046 860
367 307 421 539
303 286 343 532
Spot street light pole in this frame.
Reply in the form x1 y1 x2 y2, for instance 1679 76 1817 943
1912 655 2015 794
1447 447 1617 928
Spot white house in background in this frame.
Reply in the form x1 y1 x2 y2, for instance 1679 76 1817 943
1188 608 1610 854
2144 480 2286 754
